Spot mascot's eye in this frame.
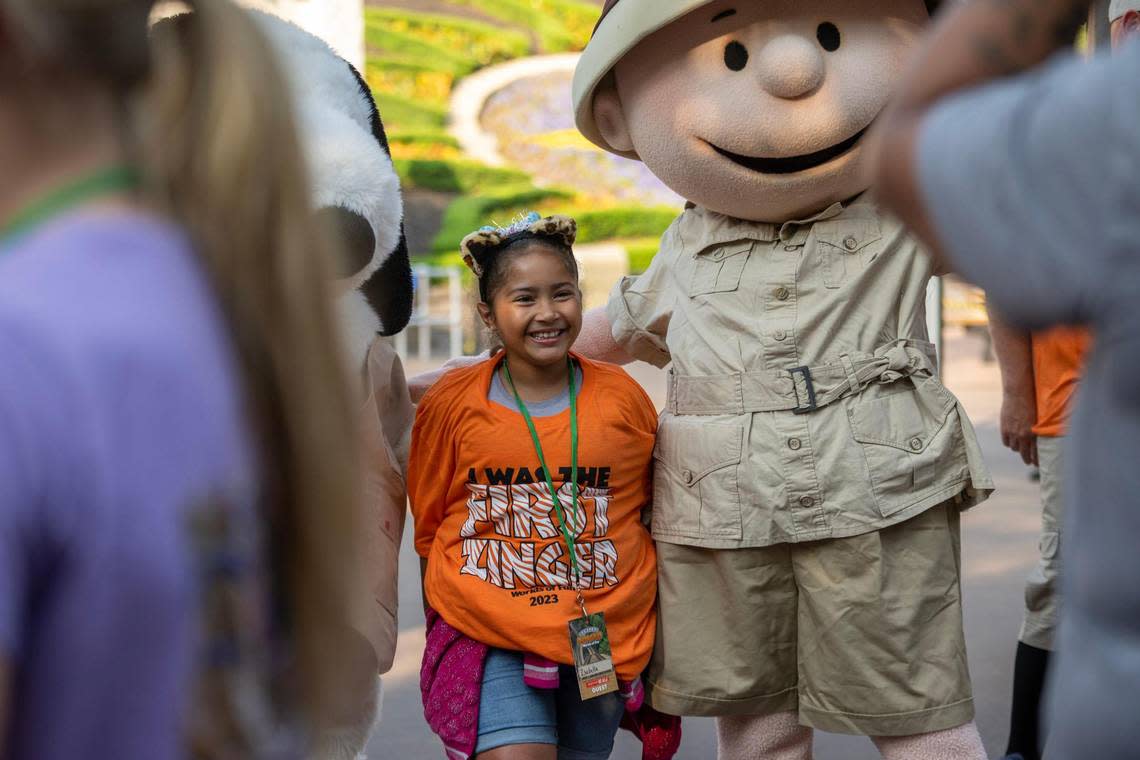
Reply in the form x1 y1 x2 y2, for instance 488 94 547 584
817 22 841 52
724 41 748 71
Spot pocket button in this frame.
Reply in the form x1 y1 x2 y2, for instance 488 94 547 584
909 436 923 451
843 236 858 250
682 469 694 485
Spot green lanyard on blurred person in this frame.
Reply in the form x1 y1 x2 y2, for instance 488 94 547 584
0 165 139 244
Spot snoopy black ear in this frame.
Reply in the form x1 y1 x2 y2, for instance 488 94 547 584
341 59 413 335
316 205 376 279
360 225 414 336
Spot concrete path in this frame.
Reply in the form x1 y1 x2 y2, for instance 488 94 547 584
369 329 1042 759
448 53 580 167
575 242 628 310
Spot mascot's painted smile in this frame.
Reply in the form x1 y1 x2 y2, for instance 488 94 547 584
706 125 867 175
579 0 928 221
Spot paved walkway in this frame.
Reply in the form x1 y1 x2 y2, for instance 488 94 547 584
448 52 681 208
371 329 1040 759
448 53 581 168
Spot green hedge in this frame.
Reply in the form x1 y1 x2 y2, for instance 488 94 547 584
411 250 469 270
572 206 676 243
444 0 597 52
374 93 447 132
393 159 531 193
388 132 461 149
432 184 576 253
364 58 455 104
623 239 661 275
522 0 601 45
364 24 475 76
364 56 452 78
366 7 530 66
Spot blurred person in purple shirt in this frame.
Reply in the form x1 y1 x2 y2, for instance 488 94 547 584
0 1 368 758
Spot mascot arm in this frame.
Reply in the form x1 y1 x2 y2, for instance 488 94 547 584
573 306 635 366
406 354 485 404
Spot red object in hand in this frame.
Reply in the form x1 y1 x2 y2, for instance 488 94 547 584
620 703 683 760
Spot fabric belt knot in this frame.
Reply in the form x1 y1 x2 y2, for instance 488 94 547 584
880 341 915 381
667 339 938 416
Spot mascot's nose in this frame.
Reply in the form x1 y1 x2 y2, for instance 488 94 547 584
755 34 825 99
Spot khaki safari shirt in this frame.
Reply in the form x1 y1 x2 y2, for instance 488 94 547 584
607 195 993 549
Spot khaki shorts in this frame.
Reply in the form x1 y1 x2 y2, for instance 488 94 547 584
1019 435 1065 650
646 503 974 736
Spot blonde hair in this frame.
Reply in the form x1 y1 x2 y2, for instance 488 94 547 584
1 0 364 752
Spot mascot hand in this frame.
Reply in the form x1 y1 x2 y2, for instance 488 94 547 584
407 353 489 403
573 306 632 366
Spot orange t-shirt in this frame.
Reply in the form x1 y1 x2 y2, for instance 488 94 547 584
1031 326 1092 437
408 353 659 681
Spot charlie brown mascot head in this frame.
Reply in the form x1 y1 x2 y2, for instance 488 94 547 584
574 0 940 223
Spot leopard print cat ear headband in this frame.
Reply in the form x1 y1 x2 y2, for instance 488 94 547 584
460 212 578 277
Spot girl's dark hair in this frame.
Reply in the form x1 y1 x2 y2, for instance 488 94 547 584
474 234 579 303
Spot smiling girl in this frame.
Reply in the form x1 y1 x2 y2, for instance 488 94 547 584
408 214 667 760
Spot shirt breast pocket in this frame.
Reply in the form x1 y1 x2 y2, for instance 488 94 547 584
688 241 753 297
815 224 881 288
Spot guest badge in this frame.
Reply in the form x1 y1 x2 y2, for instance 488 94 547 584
568 611 619 700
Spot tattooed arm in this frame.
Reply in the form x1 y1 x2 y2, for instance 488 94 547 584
869 0 1092 267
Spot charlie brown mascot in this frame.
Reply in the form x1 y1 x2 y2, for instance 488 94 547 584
568 1 994 758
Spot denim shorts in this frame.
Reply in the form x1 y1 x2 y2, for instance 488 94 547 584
475 648 625 759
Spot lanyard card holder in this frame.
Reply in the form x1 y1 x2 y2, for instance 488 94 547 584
568 611 619 700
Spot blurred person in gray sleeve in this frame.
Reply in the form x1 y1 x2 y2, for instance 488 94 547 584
870 0 1140 757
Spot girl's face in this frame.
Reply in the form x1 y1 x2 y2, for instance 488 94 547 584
478 244 583 372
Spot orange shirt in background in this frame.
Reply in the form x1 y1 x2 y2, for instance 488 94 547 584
1031 326 1091 437
408 353 658 681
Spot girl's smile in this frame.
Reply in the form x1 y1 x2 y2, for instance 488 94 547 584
528 327 570 346
477 243 583 396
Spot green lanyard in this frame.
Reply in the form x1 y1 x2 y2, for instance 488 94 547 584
502 356 582 589
0 165 139 244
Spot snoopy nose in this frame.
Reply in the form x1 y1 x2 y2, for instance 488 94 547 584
756 34 825 99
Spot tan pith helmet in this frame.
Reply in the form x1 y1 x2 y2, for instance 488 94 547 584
572 0 943 158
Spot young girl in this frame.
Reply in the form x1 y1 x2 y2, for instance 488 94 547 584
409 214 669 760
